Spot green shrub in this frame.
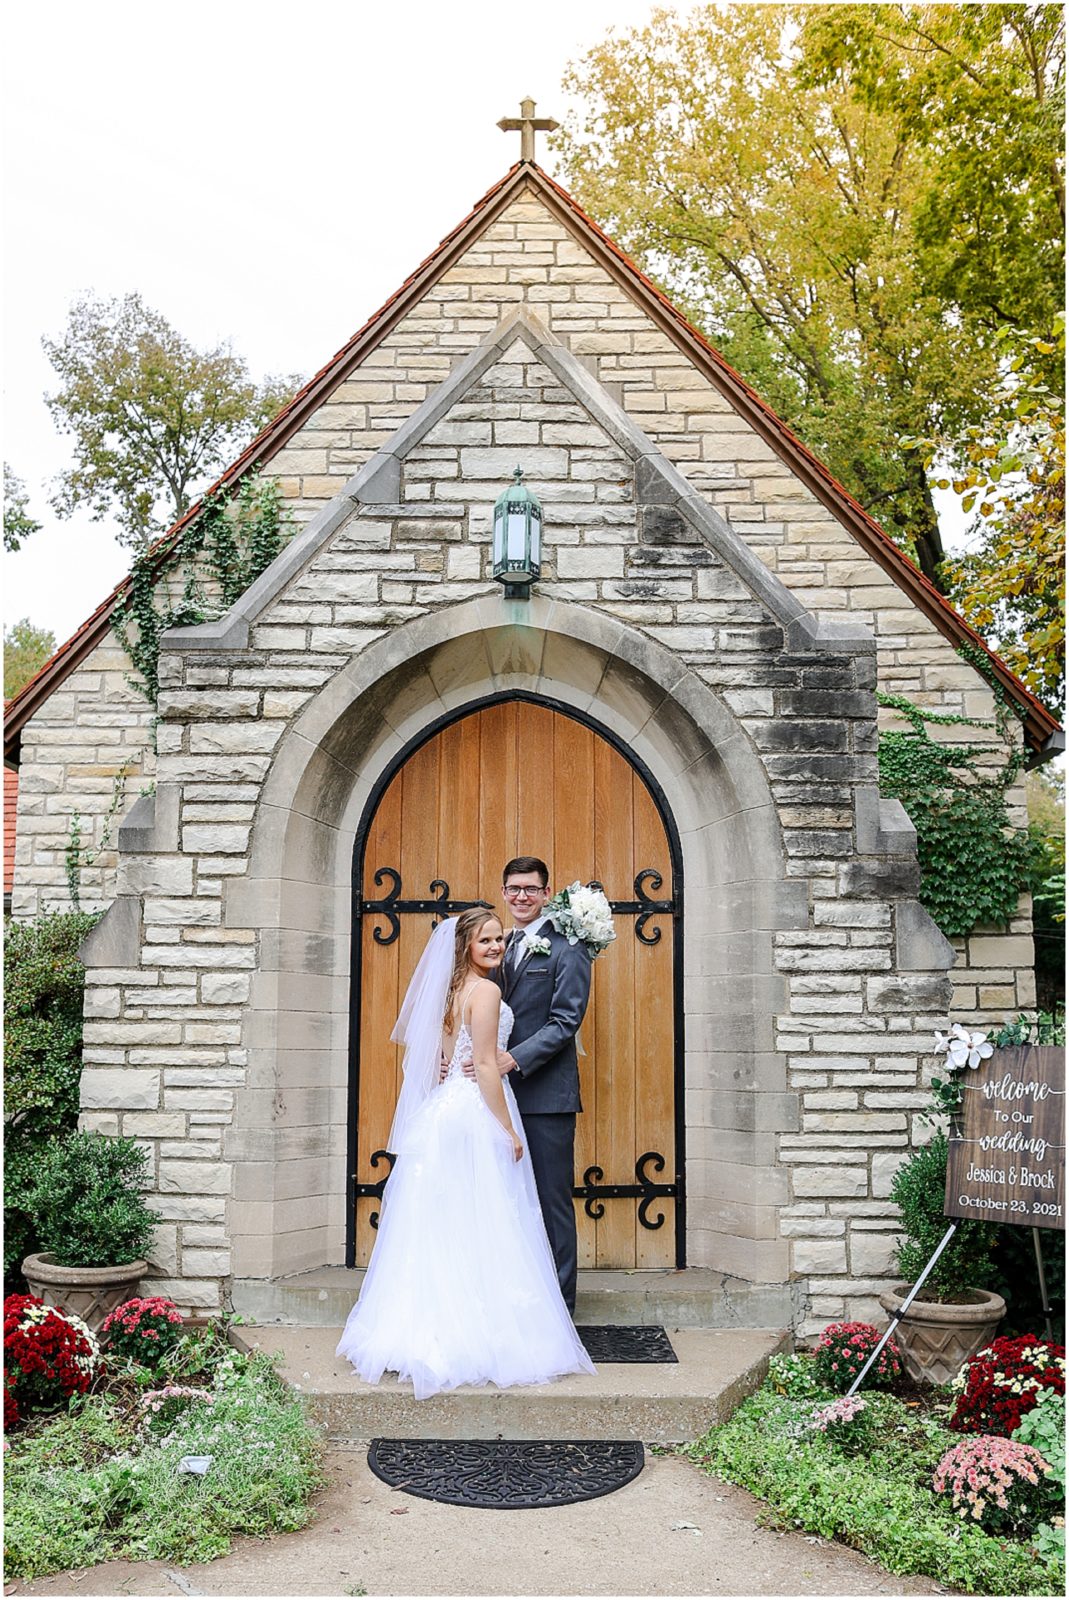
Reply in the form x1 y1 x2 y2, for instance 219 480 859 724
3 914 97 1283
4 1129 55 1282
27 1133 157 1268
4 913 98 1125
890 1134 996 1299
689 1383 1062 1594
3 1349 323 1578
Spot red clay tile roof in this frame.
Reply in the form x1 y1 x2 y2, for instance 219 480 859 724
4 161 1060 760
4 763 18 901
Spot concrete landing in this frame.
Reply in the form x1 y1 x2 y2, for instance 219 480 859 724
231 1266 796 1329
233 1324 789 1444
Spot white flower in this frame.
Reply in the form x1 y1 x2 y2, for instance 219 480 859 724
522 932 551 957
545 882 616 958
934 1022 993 1071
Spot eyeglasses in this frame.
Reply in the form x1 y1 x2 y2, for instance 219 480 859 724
503 885 546 899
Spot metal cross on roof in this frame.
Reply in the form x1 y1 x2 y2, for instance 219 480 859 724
498 97 559 164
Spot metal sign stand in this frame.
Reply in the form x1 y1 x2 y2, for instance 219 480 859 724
844 1221 1059 1399
844 1222 959 1399
1032 1227 1054 1342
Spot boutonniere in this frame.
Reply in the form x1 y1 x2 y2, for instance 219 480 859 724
522 932 551 957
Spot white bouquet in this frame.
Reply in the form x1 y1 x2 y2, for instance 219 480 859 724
545 881 616 960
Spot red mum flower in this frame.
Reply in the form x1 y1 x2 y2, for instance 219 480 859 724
101 1297 185 1368
812 1321 902 1394
950 1337 1065 1437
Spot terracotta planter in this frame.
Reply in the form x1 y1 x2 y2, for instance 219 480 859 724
879 1285 1006 1385
21 1254 147 1334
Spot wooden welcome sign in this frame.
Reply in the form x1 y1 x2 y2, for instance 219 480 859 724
945 1046 1065 1231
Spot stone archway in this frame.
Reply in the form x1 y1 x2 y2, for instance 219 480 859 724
225 598 805 1305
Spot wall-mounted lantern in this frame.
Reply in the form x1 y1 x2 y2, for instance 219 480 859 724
492 467 542 599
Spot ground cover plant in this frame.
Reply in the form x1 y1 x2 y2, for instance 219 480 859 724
4 1314 323 1578
1013 1391 1066 1568
687 1348 1065 1595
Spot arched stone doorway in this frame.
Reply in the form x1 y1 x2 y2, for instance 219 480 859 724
228 598 801 1313
348 694 685 1270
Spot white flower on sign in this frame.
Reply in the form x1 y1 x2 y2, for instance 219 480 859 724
934 1022 994 1072
522 933 551 957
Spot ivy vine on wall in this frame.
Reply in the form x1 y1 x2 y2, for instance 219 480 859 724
113 475 285 707
63 760 132 911
877 648 1031 938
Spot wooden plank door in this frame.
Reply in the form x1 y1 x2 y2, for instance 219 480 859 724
350 700 680 1269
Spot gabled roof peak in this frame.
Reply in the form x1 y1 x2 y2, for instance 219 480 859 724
4 161 1059 758
164 304 867 661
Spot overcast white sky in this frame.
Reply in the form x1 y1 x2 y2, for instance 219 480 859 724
3 0 963 648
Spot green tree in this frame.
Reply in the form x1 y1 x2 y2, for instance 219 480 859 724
4 465 42 553
913 319 1065 711
4 618 56 700
555 4 1064 586
801 4 1065 338
1025 766 1066 1014
43 292 301 548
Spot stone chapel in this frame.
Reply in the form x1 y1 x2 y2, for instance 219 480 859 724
5 132 1060 1337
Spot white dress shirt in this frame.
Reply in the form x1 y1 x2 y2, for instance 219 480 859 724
506 913 549 973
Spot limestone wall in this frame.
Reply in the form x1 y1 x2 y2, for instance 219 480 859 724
10 631 154 919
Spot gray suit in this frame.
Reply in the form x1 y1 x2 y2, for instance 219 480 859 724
500 924 592 1312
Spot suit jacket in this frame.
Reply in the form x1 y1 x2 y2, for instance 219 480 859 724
498 923 592 1115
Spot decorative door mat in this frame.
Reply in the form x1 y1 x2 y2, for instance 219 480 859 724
368 1438 645 1509
577 1324 678 1363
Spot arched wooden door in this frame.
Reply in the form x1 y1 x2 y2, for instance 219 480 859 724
348 696 684 1270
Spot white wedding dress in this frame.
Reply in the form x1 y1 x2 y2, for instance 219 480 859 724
336 998 595 1399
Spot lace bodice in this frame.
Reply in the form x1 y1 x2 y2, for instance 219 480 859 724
445 1001 514 1078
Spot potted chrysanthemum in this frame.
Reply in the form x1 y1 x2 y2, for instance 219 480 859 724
21 1132 156 1332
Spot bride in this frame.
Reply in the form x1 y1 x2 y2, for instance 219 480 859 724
336 907 595 1399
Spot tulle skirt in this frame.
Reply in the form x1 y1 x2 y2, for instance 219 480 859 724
336 1074 595 1399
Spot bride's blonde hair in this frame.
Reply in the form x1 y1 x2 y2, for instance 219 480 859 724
443 908 500 1027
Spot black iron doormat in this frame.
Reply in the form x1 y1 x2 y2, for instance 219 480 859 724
577 1324 678 1363
368 1438 645 1509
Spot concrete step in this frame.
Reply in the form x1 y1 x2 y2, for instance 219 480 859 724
233 1324 789 1444
231 1266 795 1330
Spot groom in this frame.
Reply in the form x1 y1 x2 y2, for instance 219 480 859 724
494 855 592 1315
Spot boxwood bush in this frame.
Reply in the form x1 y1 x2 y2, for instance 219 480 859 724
890 1132 996 1299
3 914 98 1283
